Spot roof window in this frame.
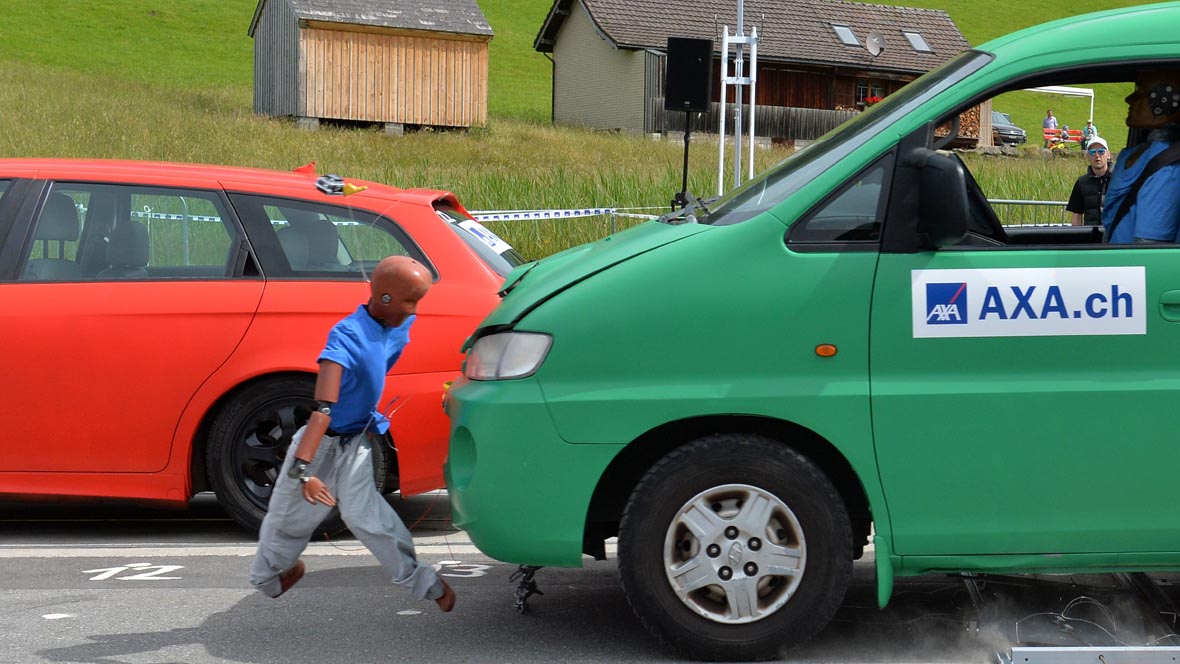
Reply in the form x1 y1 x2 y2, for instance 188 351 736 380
832 25 859 46
902 30 932 52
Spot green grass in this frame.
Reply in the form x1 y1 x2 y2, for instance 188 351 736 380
482 0 554 122
0 1 254 88
0 0 558 122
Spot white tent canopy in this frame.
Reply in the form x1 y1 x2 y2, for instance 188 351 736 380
1024 85 1095 123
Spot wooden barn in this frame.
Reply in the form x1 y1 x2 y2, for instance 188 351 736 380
248 0 494 132
534 0 970 143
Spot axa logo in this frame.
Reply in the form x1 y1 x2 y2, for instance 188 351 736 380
926 282 967 325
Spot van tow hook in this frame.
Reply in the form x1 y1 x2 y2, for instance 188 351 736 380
510 565 544 614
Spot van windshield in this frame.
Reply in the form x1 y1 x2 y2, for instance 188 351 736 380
697 50 993 226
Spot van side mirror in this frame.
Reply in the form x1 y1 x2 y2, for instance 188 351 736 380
907 148 968 249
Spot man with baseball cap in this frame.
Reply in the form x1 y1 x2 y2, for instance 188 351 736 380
1067 136 1113 226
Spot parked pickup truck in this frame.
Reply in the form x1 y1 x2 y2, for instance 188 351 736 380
445 3 1180 661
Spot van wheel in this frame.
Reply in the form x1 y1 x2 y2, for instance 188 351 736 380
618 434 852 662
206 376 389 535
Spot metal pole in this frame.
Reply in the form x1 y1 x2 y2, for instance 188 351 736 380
681 111 691 204
733 0 744 188
718 28 729 196
748 25 758 181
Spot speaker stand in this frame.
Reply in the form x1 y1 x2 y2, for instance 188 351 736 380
673 111 694 210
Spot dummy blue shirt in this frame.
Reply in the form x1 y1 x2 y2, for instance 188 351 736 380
317 305 414 435
1103 140 1180 243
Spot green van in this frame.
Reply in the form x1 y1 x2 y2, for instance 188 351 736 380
445 3 1180 660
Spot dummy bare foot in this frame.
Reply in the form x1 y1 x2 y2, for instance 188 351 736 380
436 578 456 612
276 560 305 597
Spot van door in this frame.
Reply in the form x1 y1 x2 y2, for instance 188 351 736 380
869 156 1180 557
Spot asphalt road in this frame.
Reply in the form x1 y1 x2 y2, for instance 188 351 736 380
0 493 1133 664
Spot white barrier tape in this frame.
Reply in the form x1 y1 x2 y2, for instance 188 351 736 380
123 207 661 225
471 208 615 222
130 211 223 222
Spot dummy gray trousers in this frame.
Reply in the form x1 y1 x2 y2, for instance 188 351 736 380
249 426 444 601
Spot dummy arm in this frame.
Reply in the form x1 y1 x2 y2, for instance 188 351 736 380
287 360 343 505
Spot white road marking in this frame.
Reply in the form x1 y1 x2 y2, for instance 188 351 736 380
0 533 621 559
397 610 422 616
1 534 480 558
42 614 73 620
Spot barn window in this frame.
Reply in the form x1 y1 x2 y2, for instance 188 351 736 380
855 79 885 104
902 31 932 52
831 25 859 46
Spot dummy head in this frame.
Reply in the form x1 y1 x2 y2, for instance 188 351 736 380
367 256 432 327
1125 70 1180 129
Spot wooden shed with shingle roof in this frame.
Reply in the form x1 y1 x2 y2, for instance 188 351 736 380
249 0 494 132
534 0 969 142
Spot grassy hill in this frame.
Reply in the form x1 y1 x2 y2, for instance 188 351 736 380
0 0 558 121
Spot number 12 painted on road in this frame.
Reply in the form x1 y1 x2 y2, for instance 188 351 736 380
82 562 184 581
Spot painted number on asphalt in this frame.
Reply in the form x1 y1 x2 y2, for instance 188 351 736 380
82 562 184 581
433 561 491 578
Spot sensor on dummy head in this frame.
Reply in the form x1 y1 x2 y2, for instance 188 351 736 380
1148 83 1180 117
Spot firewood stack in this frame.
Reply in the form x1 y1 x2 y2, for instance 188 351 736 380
933 105 982 146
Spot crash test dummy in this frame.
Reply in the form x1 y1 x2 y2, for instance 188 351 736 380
249 255 456 612
1103 70 1180 243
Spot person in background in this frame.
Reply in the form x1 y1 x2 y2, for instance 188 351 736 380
1103 71 1180 243
1042 109 1058 147
1067 136 1113 226
1081 119 1099 150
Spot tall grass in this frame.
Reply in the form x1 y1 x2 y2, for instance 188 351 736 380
963 151 1082 201
0 63 788 258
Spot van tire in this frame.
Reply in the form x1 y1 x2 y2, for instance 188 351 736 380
618 434 852 661
206 376 389 536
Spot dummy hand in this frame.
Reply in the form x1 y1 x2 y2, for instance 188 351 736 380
301 477 336 506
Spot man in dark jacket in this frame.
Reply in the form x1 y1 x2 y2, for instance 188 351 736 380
1068 136 1113 226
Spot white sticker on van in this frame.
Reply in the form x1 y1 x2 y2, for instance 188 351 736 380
458 219 514 255
911 267 1145 338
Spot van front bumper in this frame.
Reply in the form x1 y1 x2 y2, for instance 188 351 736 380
444 376 622 567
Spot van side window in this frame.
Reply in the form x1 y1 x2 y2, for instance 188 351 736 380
787 156 891 246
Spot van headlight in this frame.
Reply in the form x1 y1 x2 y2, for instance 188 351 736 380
465 332 553 380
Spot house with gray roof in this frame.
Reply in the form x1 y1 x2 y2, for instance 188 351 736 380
249 0 494 131
534 0 969 141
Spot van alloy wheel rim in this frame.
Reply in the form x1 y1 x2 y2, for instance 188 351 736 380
663 483 806 624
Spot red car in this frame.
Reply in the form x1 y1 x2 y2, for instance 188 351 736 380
0 158 523 530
